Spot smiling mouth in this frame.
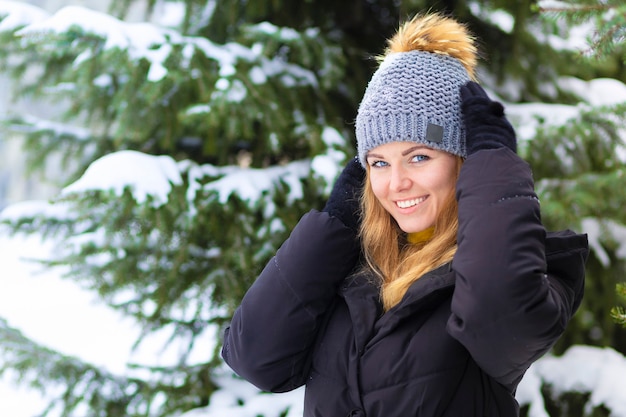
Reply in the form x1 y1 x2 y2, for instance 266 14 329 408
396 196 427 209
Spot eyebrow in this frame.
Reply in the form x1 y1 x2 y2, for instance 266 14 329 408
366 145 430 159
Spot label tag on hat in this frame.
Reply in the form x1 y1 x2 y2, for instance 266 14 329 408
426 123 444 143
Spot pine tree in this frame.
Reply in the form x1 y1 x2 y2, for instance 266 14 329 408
0 1 409 416
537 0 626 337
521 1 626 414
532 0 626 348
612 283 626 327
1 1 626 416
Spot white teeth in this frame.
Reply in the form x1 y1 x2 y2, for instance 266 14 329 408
396 197 426 209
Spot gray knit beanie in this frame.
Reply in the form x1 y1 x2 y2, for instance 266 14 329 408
356 49 471 167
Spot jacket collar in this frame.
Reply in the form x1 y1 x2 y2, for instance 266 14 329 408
339 262 455 349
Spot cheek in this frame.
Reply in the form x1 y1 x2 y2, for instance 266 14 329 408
427 161 458 192
369 176 388 201
432 173 454 190
442 166 459 189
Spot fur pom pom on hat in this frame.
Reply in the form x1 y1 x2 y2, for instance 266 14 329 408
356 13 478 166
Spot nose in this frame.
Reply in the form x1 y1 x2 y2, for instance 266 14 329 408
389 164 411 192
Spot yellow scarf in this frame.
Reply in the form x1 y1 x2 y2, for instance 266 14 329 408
407 227 435 244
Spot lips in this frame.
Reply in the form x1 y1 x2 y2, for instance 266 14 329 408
396 196 427 209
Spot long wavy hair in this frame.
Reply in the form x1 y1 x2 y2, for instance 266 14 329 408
360 157 463 311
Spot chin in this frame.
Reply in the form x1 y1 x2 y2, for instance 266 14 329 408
399 225 426 234
397 220 435 234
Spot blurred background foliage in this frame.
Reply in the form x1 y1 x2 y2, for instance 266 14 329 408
1 0 626 416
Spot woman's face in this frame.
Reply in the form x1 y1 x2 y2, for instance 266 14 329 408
366 141 458 234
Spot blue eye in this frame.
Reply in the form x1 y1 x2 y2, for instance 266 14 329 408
411 154 429 163
369 160 389 168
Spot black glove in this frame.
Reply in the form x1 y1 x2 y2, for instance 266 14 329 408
323 157 365 232
460 81 517 155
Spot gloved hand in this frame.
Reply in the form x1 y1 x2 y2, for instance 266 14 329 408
323 157 365 233
460 81 517 155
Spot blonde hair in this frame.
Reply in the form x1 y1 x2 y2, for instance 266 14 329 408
360 157 463 311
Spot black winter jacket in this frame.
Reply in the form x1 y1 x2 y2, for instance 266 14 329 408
222 148 588 417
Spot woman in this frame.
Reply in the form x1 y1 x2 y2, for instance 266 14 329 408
222 13 588 417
